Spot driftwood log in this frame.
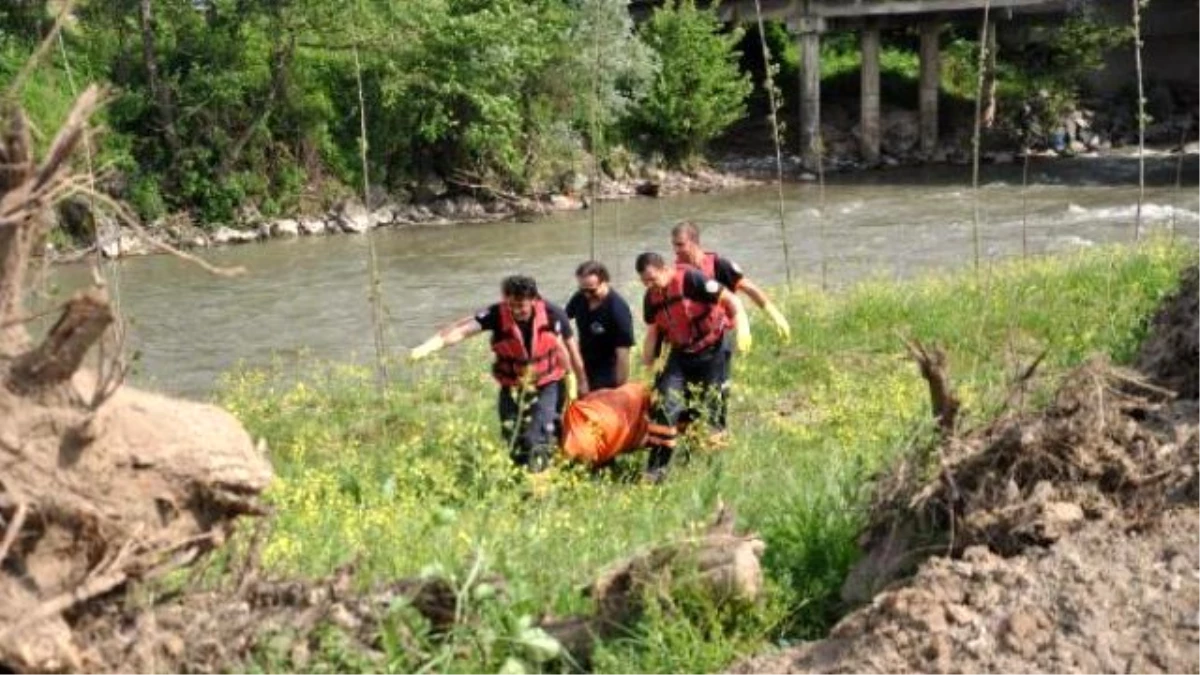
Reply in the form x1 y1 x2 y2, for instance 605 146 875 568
542 504 766 665
0 90 272 672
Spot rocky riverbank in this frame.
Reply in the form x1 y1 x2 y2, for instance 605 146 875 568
716 102 1199 176
46 166 762 262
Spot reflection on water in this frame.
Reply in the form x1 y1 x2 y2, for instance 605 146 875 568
46 154 1200 398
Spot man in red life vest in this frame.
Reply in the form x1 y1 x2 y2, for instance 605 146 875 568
670 221 790 337
636 252 751 483
670 220 790 431
409 275 588 471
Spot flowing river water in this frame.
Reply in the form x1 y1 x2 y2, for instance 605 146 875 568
46 153 1199 399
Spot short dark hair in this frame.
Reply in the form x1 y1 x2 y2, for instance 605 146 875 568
575 260 610 282
501 275 539 299
635 252 667 274
671 220 700 243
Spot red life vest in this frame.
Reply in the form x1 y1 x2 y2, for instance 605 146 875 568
676 250 719 280
491 299 566 387
678 250 744 292
647 267 728 354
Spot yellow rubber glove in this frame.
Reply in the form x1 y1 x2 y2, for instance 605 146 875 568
764 302 791 342
409 335 444 362
734 307 752 354
564 371 579 401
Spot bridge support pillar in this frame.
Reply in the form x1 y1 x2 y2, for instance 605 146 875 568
919 21 942 158
792 15 825 170
860 23 881 165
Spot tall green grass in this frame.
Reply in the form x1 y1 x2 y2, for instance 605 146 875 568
1 41 77 153
219 241 1195 673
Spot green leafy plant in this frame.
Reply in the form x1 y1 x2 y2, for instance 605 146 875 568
626 0 753 165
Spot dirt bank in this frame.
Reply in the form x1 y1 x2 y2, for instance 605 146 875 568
734 509 1197 673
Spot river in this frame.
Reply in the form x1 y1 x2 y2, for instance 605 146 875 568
46 153 1199 399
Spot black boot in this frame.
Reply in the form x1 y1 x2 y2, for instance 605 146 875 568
643 445 673 484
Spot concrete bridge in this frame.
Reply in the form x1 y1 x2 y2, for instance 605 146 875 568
633 0 1071 165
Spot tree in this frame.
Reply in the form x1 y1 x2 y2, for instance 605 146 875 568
0 1 48 47
9 0 734 225
78 0 343 222
352 0 574 191
626 0 752 165
565 0 658 145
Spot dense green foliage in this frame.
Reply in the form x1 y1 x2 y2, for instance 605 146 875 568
4 1 1141 225
624 0 752 164
1 0 756 224
218 242 1194 673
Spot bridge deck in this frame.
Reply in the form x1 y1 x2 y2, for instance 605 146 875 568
633 0 1069 23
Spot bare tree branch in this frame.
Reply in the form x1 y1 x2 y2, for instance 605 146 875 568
900 334 961 436
9 288 114 393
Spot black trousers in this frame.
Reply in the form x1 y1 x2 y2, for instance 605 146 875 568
713 332 734 429
647 343 727 472
587 367 621 391
498 382 560 472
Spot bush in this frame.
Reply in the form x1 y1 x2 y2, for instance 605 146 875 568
128 174 167 222
626 0 752 165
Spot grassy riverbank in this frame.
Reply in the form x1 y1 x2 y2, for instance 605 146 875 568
219 240 1195 673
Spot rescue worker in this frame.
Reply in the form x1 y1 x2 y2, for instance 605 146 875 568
409 275 588 471
564 260 635 391
635 252 750 483
670 220 790 430
671 221 790 337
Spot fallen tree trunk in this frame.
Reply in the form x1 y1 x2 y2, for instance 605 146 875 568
542 504 766 665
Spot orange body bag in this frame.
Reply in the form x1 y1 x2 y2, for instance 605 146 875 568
561 383 651 466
